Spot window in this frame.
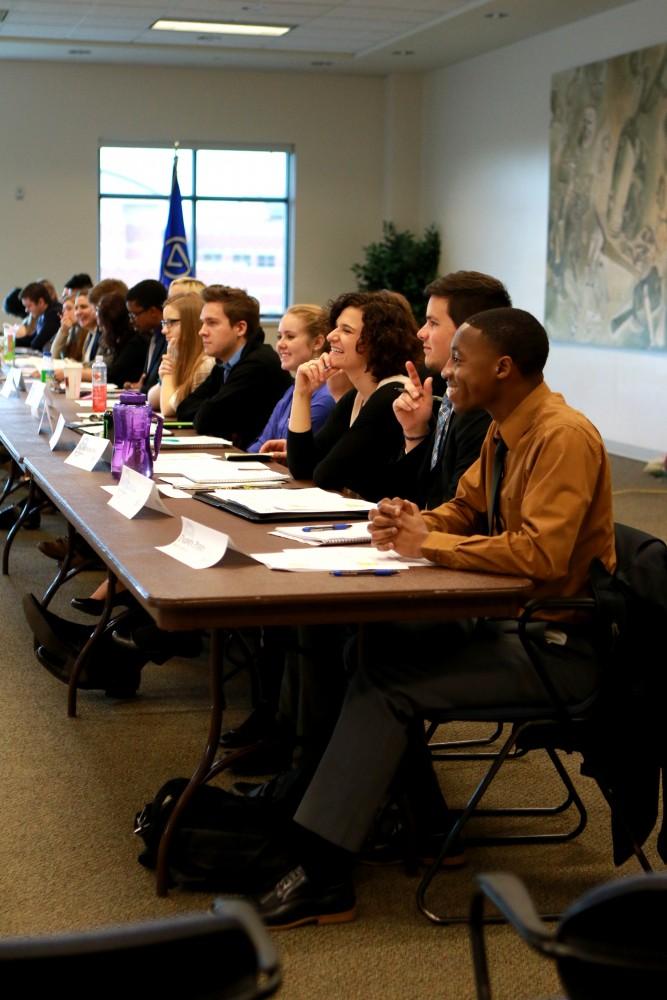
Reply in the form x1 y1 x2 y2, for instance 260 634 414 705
99 145 292 316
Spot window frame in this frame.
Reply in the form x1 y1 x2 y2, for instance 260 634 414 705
97 140 294 319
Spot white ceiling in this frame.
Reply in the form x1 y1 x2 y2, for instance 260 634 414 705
0 0 637 74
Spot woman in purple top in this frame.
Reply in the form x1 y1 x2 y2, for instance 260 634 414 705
247 304 335 460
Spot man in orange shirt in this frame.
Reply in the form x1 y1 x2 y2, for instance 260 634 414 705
253 307 616 929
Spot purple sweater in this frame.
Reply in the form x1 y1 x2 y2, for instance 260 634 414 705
247 381 335 453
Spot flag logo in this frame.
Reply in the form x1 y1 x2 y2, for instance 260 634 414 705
160 156 192 285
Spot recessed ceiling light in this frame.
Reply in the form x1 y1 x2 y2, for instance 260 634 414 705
151 19 291 37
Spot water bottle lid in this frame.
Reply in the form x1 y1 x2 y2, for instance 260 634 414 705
118 390 147 405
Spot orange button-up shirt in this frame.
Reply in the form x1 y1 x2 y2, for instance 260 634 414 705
420 382 616 605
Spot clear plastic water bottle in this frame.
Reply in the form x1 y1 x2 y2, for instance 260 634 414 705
91 353 107 413
41 350 54 384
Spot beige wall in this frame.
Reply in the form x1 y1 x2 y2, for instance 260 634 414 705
420 0 667 458
0 61 423 318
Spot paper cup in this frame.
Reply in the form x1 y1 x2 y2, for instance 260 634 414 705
64 364 83 400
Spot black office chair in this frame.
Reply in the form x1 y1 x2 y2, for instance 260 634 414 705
0 901 281 999
469 871 667 999
416 524 667 923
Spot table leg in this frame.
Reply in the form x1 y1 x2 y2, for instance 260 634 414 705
156 627 226 896
2 476 36 575
67 571 117 718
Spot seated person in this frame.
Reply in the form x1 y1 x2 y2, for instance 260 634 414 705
61 272 93 300
50 294 79 360
251 307 616 929
246 304 335 461
147 292 213 416
125 280 168 393
176 285 291 449
15 281 61 351
286 291 422 502
97 292 149 387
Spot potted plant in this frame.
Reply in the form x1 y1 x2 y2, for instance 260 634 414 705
351 222 440 323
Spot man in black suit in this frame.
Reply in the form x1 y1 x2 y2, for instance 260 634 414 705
176 285 290 449
378 271 511 508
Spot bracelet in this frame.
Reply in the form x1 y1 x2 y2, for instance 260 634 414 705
404 434 428 441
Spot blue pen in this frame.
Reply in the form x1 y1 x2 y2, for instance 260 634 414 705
330 569 398 576
303 523 352 532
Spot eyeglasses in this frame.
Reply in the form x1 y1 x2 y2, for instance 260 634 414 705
161 318 181 329
127 307 148 320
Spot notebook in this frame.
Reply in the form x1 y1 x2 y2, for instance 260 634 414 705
195 486 374 524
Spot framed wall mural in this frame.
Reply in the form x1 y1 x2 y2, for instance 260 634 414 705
546 44 667 351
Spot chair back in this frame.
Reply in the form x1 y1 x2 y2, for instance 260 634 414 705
555 873 667 999
0 901 281 999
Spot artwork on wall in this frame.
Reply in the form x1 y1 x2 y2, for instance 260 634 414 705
546 43 667 351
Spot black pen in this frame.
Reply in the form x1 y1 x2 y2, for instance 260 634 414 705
330 569 398 576
303 523 352 532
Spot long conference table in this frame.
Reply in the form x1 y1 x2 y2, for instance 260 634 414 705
1 383 533 894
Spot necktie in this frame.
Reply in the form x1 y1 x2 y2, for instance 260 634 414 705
430 395 453 470
487 436 508 535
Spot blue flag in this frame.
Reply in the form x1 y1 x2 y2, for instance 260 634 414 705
159 157 191 286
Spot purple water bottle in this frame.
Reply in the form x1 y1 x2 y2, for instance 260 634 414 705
111 391 163 480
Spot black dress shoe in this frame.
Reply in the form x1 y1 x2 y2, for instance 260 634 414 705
112 624 202 664
254 866 356 929
220 706 278 749
359 814 465 868
0 503 40 530
229 739 294 777
70 594 134 617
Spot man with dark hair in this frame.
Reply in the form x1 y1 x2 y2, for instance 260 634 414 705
176 285 290 448
378 270 511 508
125 279 167 392
254 307 616 929
16 281 61 351
62 273 93 299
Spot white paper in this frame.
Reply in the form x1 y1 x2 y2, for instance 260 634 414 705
64 434 110 471
156 516 230 568
271 521 372 546
159 435 232 448
105 465 174 518
211 486 374 517
157 483 193 500
49 413 66 451
153 452 220 474
1 374 15 398
250 546 428 572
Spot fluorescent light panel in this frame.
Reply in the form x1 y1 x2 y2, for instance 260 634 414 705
151 19 291 38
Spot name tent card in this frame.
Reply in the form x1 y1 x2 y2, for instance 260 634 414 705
25 380 45 413
105 465 173 519
64 434 110 471
49 413 66 451
157 516 230 569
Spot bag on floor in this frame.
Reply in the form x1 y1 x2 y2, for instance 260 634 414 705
134 778 296 892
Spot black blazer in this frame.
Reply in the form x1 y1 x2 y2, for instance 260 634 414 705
373 404 491 508
176 333 291 449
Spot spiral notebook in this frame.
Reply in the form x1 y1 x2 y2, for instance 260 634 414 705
270 522 371 546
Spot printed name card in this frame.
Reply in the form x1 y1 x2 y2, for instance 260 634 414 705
64 434 110 471
156 516 230 569
1 368 22 398
105 465 173 519
49 413 66 451
26 381 46 418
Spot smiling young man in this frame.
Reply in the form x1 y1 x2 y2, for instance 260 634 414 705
176 285 290 448
250 307 616 930
375 271 511 508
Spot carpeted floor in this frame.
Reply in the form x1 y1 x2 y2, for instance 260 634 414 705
0 454 664 998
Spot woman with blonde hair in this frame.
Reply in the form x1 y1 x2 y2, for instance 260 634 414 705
147 292 213 416
247 303 335 458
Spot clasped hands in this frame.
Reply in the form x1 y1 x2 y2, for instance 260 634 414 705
369 497 429 557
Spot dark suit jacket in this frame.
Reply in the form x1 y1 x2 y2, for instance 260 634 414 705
373 405 491 508
176 332 291 449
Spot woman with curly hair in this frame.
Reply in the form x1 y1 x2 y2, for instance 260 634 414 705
147 292 213 416
286 291 422 501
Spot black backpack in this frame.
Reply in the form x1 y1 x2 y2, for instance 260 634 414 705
134 779 298 893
